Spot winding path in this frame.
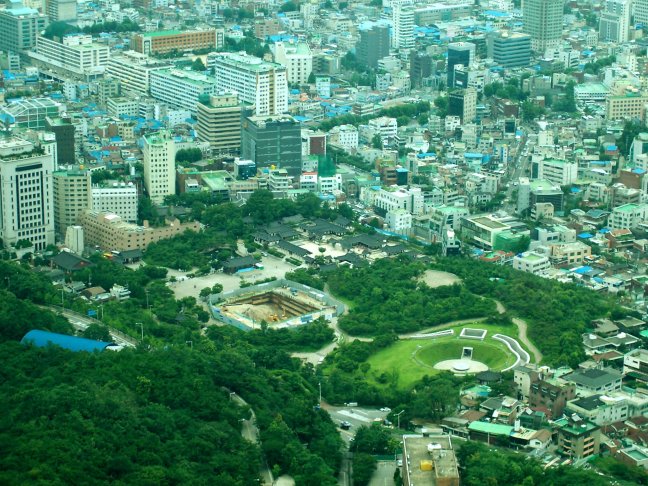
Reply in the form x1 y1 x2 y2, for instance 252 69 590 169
292 295 544 365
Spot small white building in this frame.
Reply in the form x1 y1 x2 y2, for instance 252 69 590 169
513 251 551 275
386 209 412 235
92 182 138 222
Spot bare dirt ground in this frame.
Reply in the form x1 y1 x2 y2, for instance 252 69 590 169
418 269 463 288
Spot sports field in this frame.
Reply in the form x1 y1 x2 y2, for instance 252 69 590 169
365 324 519 389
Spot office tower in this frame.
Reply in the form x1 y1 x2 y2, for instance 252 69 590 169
392 1 415 49
447 42 475 87
196 93 243 154
45 0 76 22
143 131 176 205
357 22 391 68
45 116 76 166
149 69 217 115
410 51 433 88
241 115 302 177
273 41 313 85
447 88 477 123
97 77 121 108
132 29 224 55
0 0 48 52
599 0 632 43
491 32 532 68
0 139 55 250
212 53 288 116
523 0 564 52
52 169 91 238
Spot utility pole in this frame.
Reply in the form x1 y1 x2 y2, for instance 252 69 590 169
396 410 405 430
136 322 144 341
319 381 322 404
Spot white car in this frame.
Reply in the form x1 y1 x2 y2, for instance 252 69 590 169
380 407 391 412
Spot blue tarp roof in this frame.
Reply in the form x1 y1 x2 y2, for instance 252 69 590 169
578 232 593 239
21 330 113 352
573 265 593 274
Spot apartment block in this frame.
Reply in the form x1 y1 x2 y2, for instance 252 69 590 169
212 53 288 116
606 93 648 120
92 183 138 222
0 0 48 52
143 131 176 205
273 41 313 85
29 34 109 80
106 51 171 95
149 69 216 115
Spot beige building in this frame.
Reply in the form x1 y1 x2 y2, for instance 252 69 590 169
605 93 648 120
196 93 242 153
53 169 92 238
78 210 200 251
143 130 176 205
551 241 592 265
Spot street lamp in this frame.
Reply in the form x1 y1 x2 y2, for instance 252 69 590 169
318 381 322 404
395 410 405 430
136 322 144 341
144 289 150 311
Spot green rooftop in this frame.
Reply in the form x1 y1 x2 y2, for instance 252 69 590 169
141 30 184 37
468 421 513 436
554 417 598 436
614 203 639 213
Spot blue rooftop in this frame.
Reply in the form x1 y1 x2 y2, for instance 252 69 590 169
573 265 593 274
21 330 113 352
577 233 593 239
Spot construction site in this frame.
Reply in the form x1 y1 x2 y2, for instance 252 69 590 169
210 279 345 331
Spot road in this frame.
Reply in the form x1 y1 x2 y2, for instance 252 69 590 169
504 130 530 213
369 461 397 486
47 306 138 347
322 403 390 444
512 317 543 364
229 392 275 486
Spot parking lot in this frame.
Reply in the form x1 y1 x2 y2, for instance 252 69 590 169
324 405 391 444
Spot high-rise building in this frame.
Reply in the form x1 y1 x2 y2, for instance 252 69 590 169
45 0 76 22
52 169 91 239
273 41 313 85
599 0 632 43
29 34 109 81
0 139 55 250
212 53 288 116
241 115 302 176
132 29 224 55
447 88 477 123
356 22 391 68
0 0 48 52
196 93 243 154
392 1 415 49
143 131 176 205
45 116 76 166
490 32 532 68
410 51 433 88
447 42 475 88
523 0 564 52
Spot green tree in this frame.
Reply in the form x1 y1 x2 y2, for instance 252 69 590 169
175 148 203 164
353 453 377 486
371 134 383 149
279 0 299 12
83 323 112 342
191 58 206 71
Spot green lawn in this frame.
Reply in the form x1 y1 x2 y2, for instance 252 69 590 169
365 324 519 389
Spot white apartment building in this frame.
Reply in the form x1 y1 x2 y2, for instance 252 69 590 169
513 251 551 275
268 169 293 192
372 186 424 215
29 34 109 80
149 69 216 115
0 139 55 251
386 208 413 235
106 51 171 95
212 53 288 116
52 169 91 239
599 0 632 43
367 116 398 145
92 183 138 222
143 131 176 205
328 124 358 150
609 203 648 230
273 41 313 85
318 174 342 193
107 97 139 118
536 159 578 186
